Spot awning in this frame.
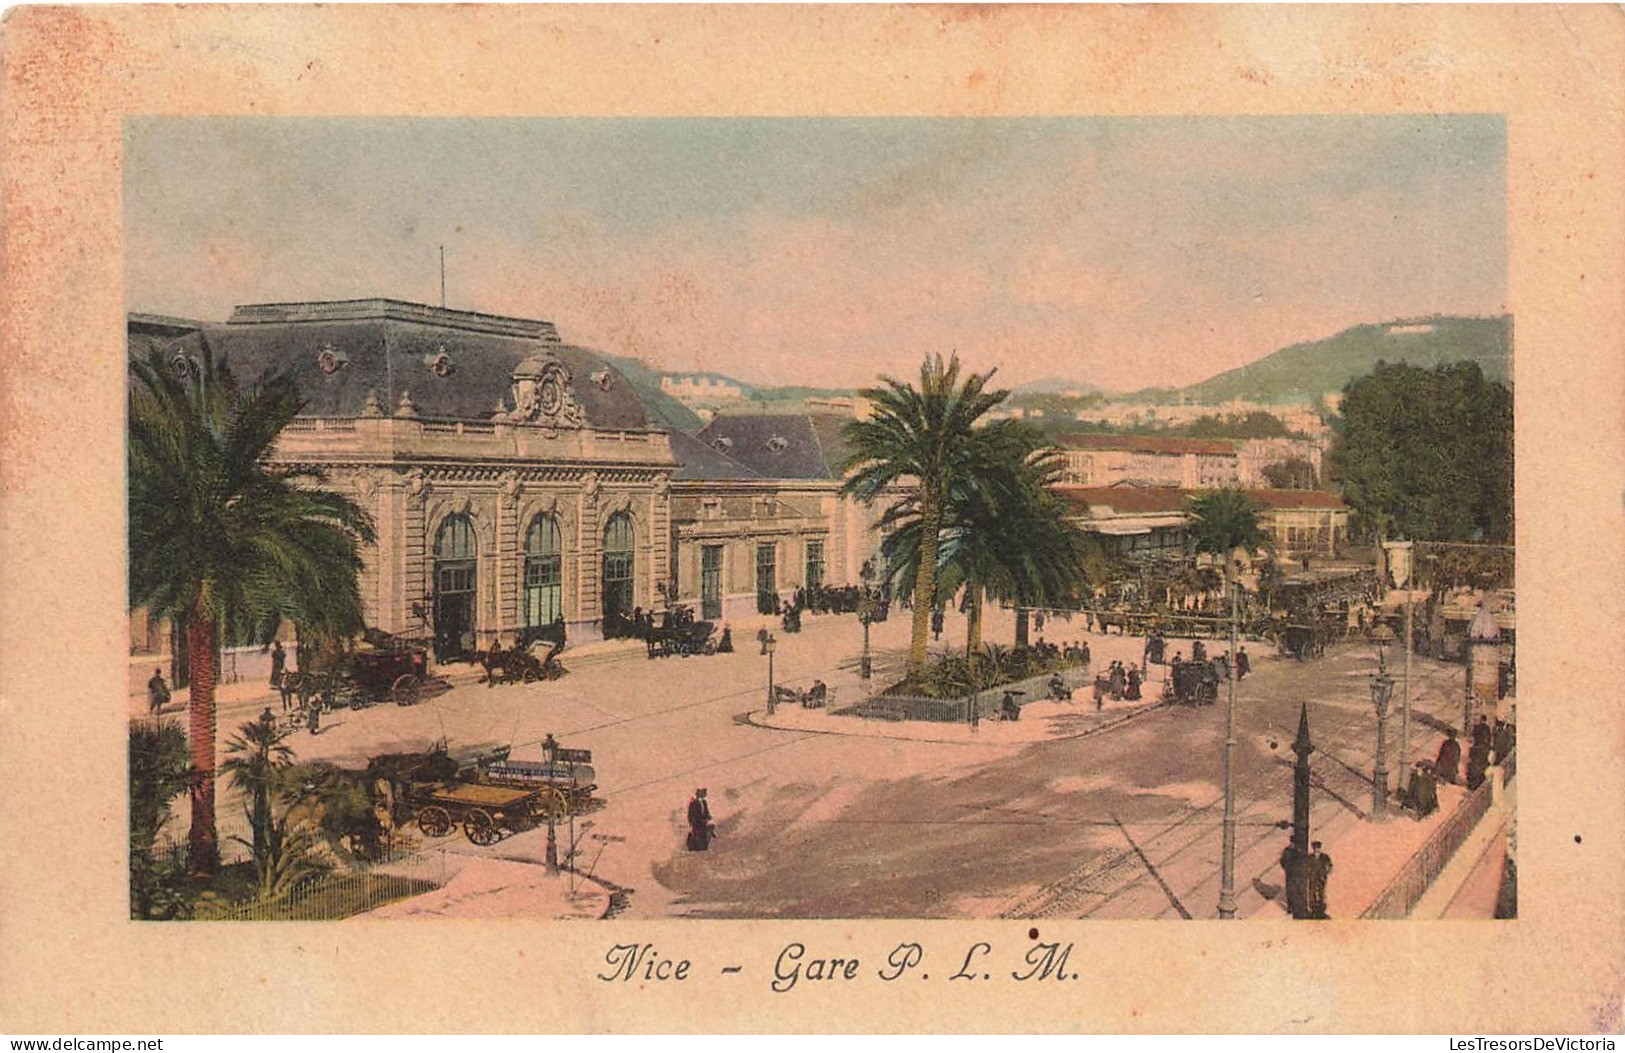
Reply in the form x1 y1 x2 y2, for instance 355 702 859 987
1095 523 1153 536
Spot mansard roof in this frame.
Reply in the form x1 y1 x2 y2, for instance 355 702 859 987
694 411 854 481
132 299 688 432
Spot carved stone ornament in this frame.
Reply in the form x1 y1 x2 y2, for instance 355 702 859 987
506 353 586 428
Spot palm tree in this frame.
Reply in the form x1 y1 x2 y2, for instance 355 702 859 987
1186 487 1270 919
128 343 375 876
222 713 327 901
841 353 1008 678
944 442 1088 657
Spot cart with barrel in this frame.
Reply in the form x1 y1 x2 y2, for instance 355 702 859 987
400 744 598 846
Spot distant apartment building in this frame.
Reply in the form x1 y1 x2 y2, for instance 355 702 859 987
1076 399 1329 440
1054 434 1243 489
659 372 745 406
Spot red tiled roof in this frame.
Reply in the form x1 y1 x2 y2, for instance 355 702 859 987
1053 486 1190 514
1056 433 1239 456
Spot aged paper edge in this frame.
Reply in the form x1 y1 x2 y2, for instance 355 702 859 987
1 4 1622 1035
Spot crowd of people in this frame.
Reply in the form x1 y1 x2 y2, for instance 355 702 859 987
1401 715 1516 818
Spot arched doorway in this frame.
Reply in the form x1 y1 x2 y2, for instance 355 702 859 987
522 513 564 647
601 512 635 638
433 514 477 662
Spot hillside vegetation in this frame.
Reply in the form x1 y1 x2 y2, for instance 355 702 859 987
1163 315 1511 405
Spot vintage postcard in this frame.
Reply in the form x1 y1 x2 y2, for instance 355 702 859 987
1 4 1622 1036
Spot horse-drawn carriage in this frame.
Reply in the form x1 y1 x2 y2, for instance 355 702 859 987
645 607 718 658
480 639 568 685
366 740 597 847
282 634 440 718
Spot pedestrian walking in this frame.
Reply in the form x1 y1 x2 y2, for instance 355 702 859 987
686 788 714 852
1492 719 1514 765
269 640 286 689
1235 646 1251 681
1434 729 1462 785
146 667 170 717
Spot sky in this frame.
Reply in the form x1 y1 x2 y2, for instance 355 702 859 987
125 116 1506 392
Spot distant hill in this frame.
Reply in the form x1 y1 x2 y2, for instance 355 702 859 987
745 383 855 402
1155 315 1512 405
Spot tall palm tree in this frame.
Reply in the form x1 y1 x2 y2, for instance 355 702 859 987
129 343 375 875
941 441 1088 656
1186 487 1270 919
841 353 1008 678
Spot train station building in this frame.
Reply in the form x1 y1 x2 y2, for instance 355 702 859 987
128 299 884 664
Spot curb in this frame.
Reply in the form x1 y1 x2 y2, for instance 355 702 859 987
739 697 1170 746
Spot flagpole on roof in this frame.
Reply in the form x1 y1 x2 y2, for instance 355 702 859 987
439 245 446 308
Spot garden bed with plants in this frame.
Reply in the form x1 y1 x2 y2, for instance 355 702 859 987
839 644 1086 723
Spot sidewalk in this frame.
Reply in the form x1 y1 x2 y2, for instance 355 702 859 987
351 856 609 920
1242 769 1510 920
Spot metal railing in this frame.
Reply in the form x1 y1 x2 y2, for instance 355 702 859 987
1360 751 1512 919
201 870 435 922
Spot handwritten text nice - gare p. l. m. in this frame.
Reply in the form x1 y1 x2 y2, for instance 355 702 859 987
598 940 1082 993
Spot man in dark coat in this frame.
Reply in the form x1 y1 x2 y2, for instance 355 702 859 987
1492 719 1514 765
1125 663 1142 701
269 640 286 689
1435 729 1462 785
1307 842 1333 919
146 668 170 717
686 788 713 852
1235 646 1251 681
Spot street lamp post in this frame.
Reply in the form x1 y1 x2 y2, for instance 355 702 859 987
764 632 778 714
859 561 876 681
1370 625 1396 821
1383 540 1415 797
1218 570 1241 919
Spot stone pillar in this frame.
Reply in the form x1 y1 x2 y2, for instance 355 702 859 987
404 470 430 642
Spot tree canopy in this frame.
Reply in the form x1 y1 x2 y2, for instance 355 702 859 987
1327 361 1512 543
128 344 375 873
843 353 1089 677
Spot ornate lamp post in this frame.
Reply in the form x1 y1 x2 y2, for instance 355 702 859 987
1382 540 1415 796
764 632 778 714
1218 570 1241 919
1370 624 1396 820
859 560 876 681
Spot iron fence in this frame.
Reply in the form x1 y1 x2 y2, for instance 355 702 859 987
1360 751 1513 919
202 870 436 922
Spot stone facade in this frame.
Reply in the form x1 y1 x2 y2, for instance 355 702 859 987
130 300 681 657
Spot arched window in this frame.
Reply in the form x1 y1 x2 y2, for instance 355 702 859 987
523 514 563 632
601 512 635 636
432 514 478 661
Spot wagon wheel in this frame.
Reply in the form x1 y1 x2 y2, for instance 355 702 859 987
522 666 542 684
704 639 717 656
531 785 569 821
463 808 502 846
391 673 422 706
417 805 454 838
